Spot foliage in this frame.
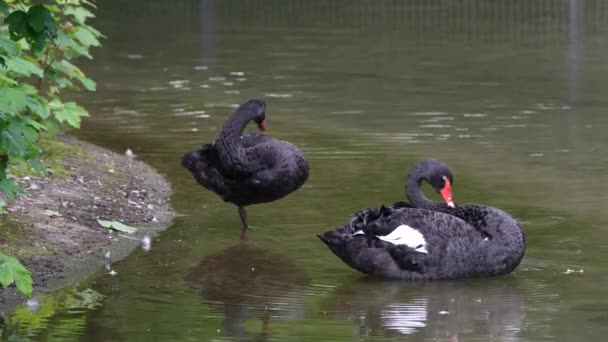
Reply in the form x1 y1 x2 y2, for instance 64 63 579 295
2 287 103 339
0 251 32 297
0 0 102 297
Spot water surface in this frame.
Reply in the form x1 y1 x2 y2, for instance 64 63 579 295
6 1 608 341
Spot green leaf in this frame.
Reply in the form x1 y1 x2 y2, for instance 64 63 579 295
0 1 9 16
27 119 47 131
84 25 105 39
73 27 100 48
14 267 33 296
53 76 74 88
0 262 11 287
82 0 97 9
1 122 28 158
0 84 33 114
5 10 28 41
29 31 47 53
0 179 21 199
97 220 137 234
78 76 95 91
27 5 58 40
52 59 95 90
0 36 20 57
26 96 50 120
49 100 89 128
22 125 37 143
64 6 94 24
55 32 91 59
0 252 33 297
0 73 17 86
4 56 43 77
28 158 46 174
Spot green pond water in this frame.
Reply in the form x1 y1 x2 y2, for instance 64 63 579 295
5 1 608 341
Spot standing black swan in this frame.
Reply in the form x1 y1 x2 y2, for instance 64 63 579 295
181 99 309 240
318 159 525 280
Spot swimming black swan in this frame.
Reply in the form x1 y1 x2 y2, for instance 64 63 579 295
318 159 525 280
181 99 309 239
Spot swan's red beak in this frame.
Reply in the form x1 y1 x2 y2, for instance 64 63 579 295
440 179 455 208
258 119 267 131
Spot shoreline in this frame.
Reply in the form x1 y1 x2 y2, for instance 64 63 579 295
0 134 175 311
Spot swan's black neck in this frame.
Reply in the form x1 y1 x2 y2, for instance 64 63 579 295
216 101 263 175
405 174 450 213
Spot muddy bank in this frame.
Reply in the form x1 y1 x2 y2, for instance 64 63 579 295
0 134 175 310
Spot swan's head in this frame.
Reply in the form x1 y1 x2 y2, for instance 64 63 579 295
411 159 455 207
241 99 267 131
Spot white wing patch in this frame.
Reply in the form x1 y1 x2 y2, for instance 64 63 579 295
377 225 428 254
353 230 364 236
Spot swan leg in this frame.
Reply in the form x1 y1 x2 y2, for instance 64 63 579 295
261 311 270 340
238 206 248 241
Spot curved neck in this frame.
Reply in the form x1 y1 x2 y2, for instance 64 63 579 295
216 109 256 174
405 173 450 213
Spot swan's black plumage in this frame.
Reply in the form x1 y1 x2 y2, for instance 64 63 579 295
318 159 525 280
181 99 309 238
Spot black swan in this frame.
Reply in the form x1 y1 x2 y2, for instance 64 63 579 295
181 99 309 239
318 159 525 280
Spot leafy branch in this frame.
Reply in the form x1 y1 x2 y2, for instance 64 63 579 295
0 0 103 297
0 252 32 297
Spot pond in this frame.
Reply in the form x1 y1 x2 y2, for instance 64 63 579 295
6 0 608 340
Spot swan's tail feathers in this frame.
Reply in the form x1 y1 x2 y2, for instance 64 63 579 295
181 144 216 171
181 144 229 198
349 206 394 233
349 207 378 231
317 227 351 247
181 150 202 170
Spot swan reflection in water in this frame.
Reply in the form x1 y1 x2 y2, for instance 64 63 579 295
186 244 309 341
327 278 526 341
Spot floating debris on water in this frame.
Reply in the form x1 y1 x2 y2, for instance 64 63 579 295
194 65 208 71
265 93 293 98
169 80 190 88
463 113 487 118
141 235 151 252
412 111 449 116
563 268 584 275
26 299 40 312
126 54 144 59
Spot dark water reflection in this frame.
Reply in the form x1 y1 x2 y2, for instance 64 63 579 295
5 0 608 341
186 245 309 341
327 279 526 341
